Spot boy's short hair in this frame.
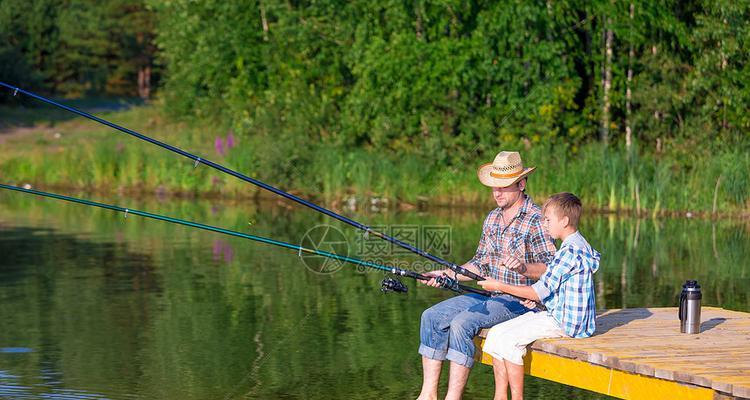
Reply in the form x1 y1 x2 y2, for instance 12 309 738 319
543 192 582 228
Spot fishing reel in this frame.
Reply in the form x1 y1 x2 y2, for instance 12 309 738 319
435 273 461 292
381 277 408 294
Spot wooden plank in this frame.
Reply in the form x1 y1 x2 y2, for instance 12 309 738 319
473 339 747 397
628 359 750 386
523 350 716 400
733 381 750 398
473 307 750 399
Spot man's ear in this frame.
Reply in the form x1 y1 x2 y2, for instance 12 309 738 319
517 179 527 192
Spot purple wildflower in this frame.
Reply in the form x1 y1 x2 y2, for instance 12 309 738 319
226 132 236 149
214 136 226 156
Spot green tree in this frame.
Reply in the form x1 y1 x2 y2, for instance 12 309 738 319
688 0 750 143
0 0 156 99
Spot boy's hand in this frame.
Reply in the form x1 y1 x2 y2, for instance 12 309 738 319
520 299 537 310
503 256 527 274
477 279 502 291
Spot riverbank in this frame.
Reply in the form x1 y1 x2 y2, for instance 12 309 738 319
1 103 748 218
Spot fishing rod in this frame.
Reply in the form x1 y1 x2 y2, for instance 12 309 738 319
0 183 491 296
0 82 485 283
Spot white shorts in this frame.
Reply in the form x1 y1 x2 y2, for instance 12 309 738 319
482 311 566 365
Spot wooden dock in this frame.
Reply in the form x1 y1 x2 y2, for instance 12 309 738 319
474 307 750 399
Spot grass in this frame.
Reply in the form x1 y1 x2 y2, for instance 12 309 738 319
0 96 143 129
1 102 748 216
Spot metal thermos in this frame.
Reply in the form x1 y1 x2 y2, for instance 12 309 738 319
679 280 702 334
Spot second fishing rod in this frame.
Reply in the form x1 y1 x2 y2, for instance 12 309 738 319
0 183 491 296
0 82 486 285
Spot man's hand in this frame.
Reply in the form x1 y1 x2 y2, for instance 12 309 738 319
503 256 527 274
476 278 503 292
418 270 451 288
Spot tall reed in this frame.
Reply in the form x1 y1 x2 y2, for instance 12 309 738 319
2 105 748 214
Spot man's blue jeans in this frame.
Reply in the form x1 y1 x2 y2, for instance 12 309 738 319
418 294 529 368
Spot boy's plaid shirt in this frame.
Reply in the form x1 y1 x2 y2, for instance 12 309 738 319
468 195 555 286
538 240 601 338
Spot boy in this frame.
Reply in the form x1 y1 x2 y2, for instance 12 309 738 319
477 192 600 400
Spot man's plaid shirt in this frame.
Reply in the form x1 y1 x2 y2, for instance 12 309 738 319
532 232 601 338
468 195 555 286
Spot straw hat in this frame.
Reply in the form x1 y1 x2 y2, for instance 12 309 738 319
477 151 536 187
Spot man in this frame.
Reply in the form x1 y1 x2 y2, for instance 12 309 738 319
416 151 556 400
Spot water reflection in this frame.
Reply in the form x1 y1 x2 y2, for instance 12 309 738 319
212 239 235 264
0 349 34 354
0 193 747 399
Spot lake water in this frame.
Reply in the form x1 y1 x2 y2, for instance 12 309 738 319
1 192 748 399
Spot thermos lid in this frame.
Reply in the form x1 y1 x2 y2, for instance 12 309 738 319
682 280 702 296
683 280 700 289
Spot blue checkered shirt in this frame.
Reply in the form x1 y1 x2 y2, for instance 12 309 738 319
468 195 556 286
532 232 600 338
